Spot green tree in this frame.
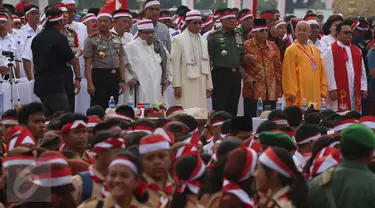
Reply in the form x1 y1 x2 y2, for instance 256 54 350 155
258 0 277 11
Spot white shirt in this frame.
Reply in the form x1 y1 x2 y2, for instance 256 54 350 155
203 138 221 156
20 23 41 39
22 36 33 61
322 40 368 111
321 34 335 47
203 29 214 39
68 21 88 78
110 28 133 46
309 39 328 55
293 151 310 171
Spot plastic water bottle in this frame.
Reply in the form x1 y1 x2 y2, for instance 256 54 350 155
321 97 326 111
127 94 134 108
276 98 283 110
256 98 263 117
144 96 150 109
108 96 116 108
301 98 308 111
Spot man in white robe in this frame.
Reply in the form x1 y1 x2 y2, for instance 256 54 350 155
124 19 172 104
171 10 213 110
305 14 327 54
322 20 367 112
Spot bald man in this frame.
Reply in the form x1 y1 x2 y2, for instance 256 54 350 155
282 21 327 110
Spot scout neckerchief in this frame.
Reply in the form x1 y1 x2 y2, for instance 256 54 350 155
296 43 317 70
89 166 104 184
148 180 174 208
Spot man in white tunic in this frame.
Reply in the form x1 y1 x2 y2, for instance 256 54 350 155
305 14 327 54
111 9 134 44
322 20 367 113
171 10 213 110
125 19 172 104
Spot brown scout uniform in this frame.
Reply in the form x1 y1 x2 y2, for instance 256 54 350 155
200 191 222 208
143 173 175 208
77 193 148 208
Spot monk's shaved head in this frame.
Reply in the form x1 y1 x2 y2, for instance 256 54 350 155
295 20 311 44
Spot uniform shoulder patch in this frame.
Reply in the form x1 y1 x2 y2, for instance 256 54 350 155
89 32 98 38
319 167 336 186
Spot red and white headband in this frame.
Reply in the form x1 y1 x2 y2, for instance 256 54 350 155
138 19 154 31
259 147 295 178
25 7 38 15
202 15 213 27
271 117 288 125
139 135 170 155
1 116 18 125
310 155 338 178
81 13 96 23
275 21 286 28
114 112 134 122
173 144 198 161
239 12 253 22
144 0 160 9
220 12 236 20
91 138 126 157
97 12 112 19
305 17 318 25
109 156 138 175
159 15 171 20
359 116 375 129
33 166 73 187
113 12 132 19
131 125 154 134
185 10 201 21
3 155 35 168
87 117 101 128
175 155 205 194
37 153 68 166
154 128 175 144
315 147 340 161
212 120 224 127
183 131 201 145
334 119 356 132
238 147 258 181
297 133 321 145
0 15 8 22
12 15 21 23
47 13 63 22
7 130 36 153
252 25 268 32
61 120 87 134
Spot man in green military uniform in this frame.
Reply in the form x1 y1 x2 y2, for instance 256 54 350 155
208 8 244 116
309 123 375 208
84 10 126 110
235 9 253 40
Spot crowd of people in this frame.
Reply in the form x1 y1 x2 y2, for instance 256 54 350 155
0 0 375 207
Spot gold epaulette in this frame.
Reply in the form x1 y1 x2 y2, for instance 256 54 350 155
319 167 336 186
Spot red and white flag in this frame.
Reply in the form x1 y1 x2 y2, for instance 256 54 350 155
103 0 128 12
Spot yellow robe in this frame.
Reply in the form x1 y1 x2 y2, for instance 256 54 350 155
282 40 327 109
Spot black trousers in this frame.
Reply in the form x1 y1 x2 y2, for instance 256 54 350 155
244 97 276 123
64 77 75 113
39 93 70 117
91 68 120 110
212 67 242 116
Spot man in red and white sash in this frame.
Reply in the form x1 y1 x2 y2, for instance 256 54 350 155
322 20 368 112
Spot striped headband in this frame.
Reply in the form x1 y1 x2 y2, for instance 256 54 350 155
359 116 375 129
61 120 87 134
97 12 112 19
271 117 288 125
139 135 170 155
144 0 160 9
81 13 96 23
252 25 269 32
138 19 154 31
132 125 154 134
297 133 321 145
91 138 126 157
87 117 101 128
109 156 138 175
310 155 338 178
37 153 68 165
314 147 340 161
202 15 213 27
182 131 201 145
113 11 132 19
239 12 253 21
7 130 36 153
260 12 275 19
173 144 198 161
212 120 224 127
185 10 201 21
221 12 236 20
1 116 18 125
237 147 258 181
33 166 73 187
47 13 64 22
222 179 255 207
159 14 171 20
305 16 318 25
154 128 175 144
12 15 21 22
275 20 286 28
0 15 8 22
3 155 35 168
114 112 134 122
174 155 205 194
25 7 39 15
334 119 357 132
259 147 295 178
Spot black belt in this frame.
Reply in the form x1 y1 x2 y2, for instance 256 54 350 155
92 68 119 74
213 67 240 72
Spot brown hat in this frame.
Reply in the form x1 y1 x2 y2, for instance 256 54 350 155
38 131 61 148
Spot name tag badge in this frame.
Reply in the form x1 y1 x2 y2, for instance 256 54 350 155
111 69 116 74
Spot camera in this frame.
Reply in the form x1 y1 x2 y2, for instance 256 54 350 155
2 51 14 62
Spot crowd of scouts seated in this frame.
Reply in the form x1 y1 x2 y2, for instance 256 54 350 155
0 102 374 207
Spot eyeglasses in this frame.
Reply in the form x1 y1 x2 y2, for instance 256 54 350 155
191 21 202 25
341 31 353 35
259 29 269 33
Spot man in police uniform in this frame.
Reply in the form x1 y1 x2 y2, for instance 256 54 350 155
309 124 375 208
208 8 243 116
84 10 126 110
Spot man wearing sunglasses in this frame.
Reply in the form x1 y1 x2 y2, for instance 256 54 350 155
171 10 213 110
322 20 368 113
208 8 244 116
242 19 282 121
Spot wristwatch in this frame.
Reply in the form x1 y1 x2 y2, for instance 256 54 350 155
75 77 81 81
